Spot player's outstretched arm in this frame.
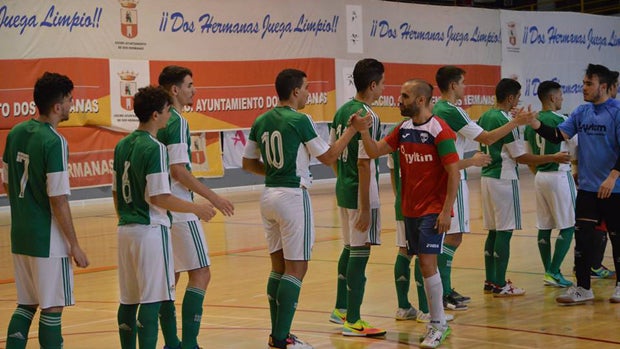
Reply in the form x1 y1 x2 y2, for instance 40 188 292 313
151 193 216 222
170 163 235 216
458 151 491 170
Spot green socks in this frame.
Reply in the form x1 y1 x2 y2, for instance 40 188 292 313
414 257 429 313
394 252 412 309
137 302 162 349
439 244 457 296
118 304 138 349
272 274 302 341
159 300 180 348
550 227 575 274
267 271 283 330
335 246 350 310
6 305 35 349
484 230 497 283
537 229 552 272
182 287 206 349
38 312 62 349
346 246 370 323
493 230 513 286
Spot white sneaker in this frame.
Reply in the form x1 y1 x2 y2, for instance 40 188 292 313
493 281 525 297
610 282 620 303
395 307 418 320
415 312 454 323
419 325 452 348
556 286 594 305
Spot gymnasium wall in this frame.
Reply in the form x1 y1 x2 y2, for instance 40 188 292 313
0 0 618 205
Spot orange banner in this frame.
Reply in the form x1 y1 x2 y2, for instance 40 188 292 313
0 58 110 130
0 126 223 195
149 58 336 130
377 63 500 123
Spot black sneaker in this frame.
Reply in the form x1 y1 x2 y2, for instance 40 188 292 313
443 294 468 311
449 288 471 304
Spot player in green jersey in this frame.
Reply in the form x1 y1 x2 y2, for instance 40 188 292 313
523 81 576 288
431 66 534 310
157 65 231 349
2 72 90 349
113 86 215 349
478 78 570 297
328 58 387 337
242 69 362 349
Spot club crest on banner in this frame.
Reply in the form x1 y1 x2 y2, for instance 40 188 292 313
506 21 520 53
118 71 138 111
120 0 139 39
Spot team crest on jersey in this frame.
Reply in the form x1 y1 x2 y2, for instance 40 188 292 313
118 71 138 111
119 0 139 38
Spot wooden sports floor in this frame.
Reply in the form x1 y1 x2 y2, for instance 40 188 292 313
1 170 619 348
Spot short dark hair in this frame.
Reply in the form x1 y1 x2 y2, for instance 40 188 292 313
353 58 384 93
610 70 619 86
33 72 74 116
495 78 521 103
585 64 612 87
133 86 172 123
436 66 465 92
158 65 193 91
537 81 562 103
275 69 307 101
406 79 434 106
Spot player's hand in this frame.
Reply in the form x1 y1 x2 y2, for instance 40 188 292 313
435 211 451 234
470 151 491 167
553 151 571 164
354 208 370 232
210 195 235 216
511 105 537 126
349 109 371 132
598 175 616 199
71 245 90 268
195 202 217 222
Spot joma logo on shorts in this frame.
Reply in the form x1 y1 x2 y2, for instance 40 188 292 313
426 243 439 248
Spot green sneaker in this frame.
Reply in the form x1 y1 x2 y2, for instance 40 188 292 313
544 272 573 288
591 265 616 279
329 308 346 324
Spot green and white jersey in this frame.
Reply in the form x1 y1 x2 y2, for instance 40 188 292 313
156 107 196 223
478 108 526 180
433 99 484 179
329 99 381 209
2 119 70 257
243 106 329 188
524 111 571 173
113 130 172 227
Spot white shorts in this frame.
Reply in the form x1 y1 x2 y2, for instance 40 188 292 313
170 220 210 272
447 179 470 234
339 207 381 247
481 177 522 231
261 187 314 261
534 171 576 230
118 224 176 304
13 254 74 309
